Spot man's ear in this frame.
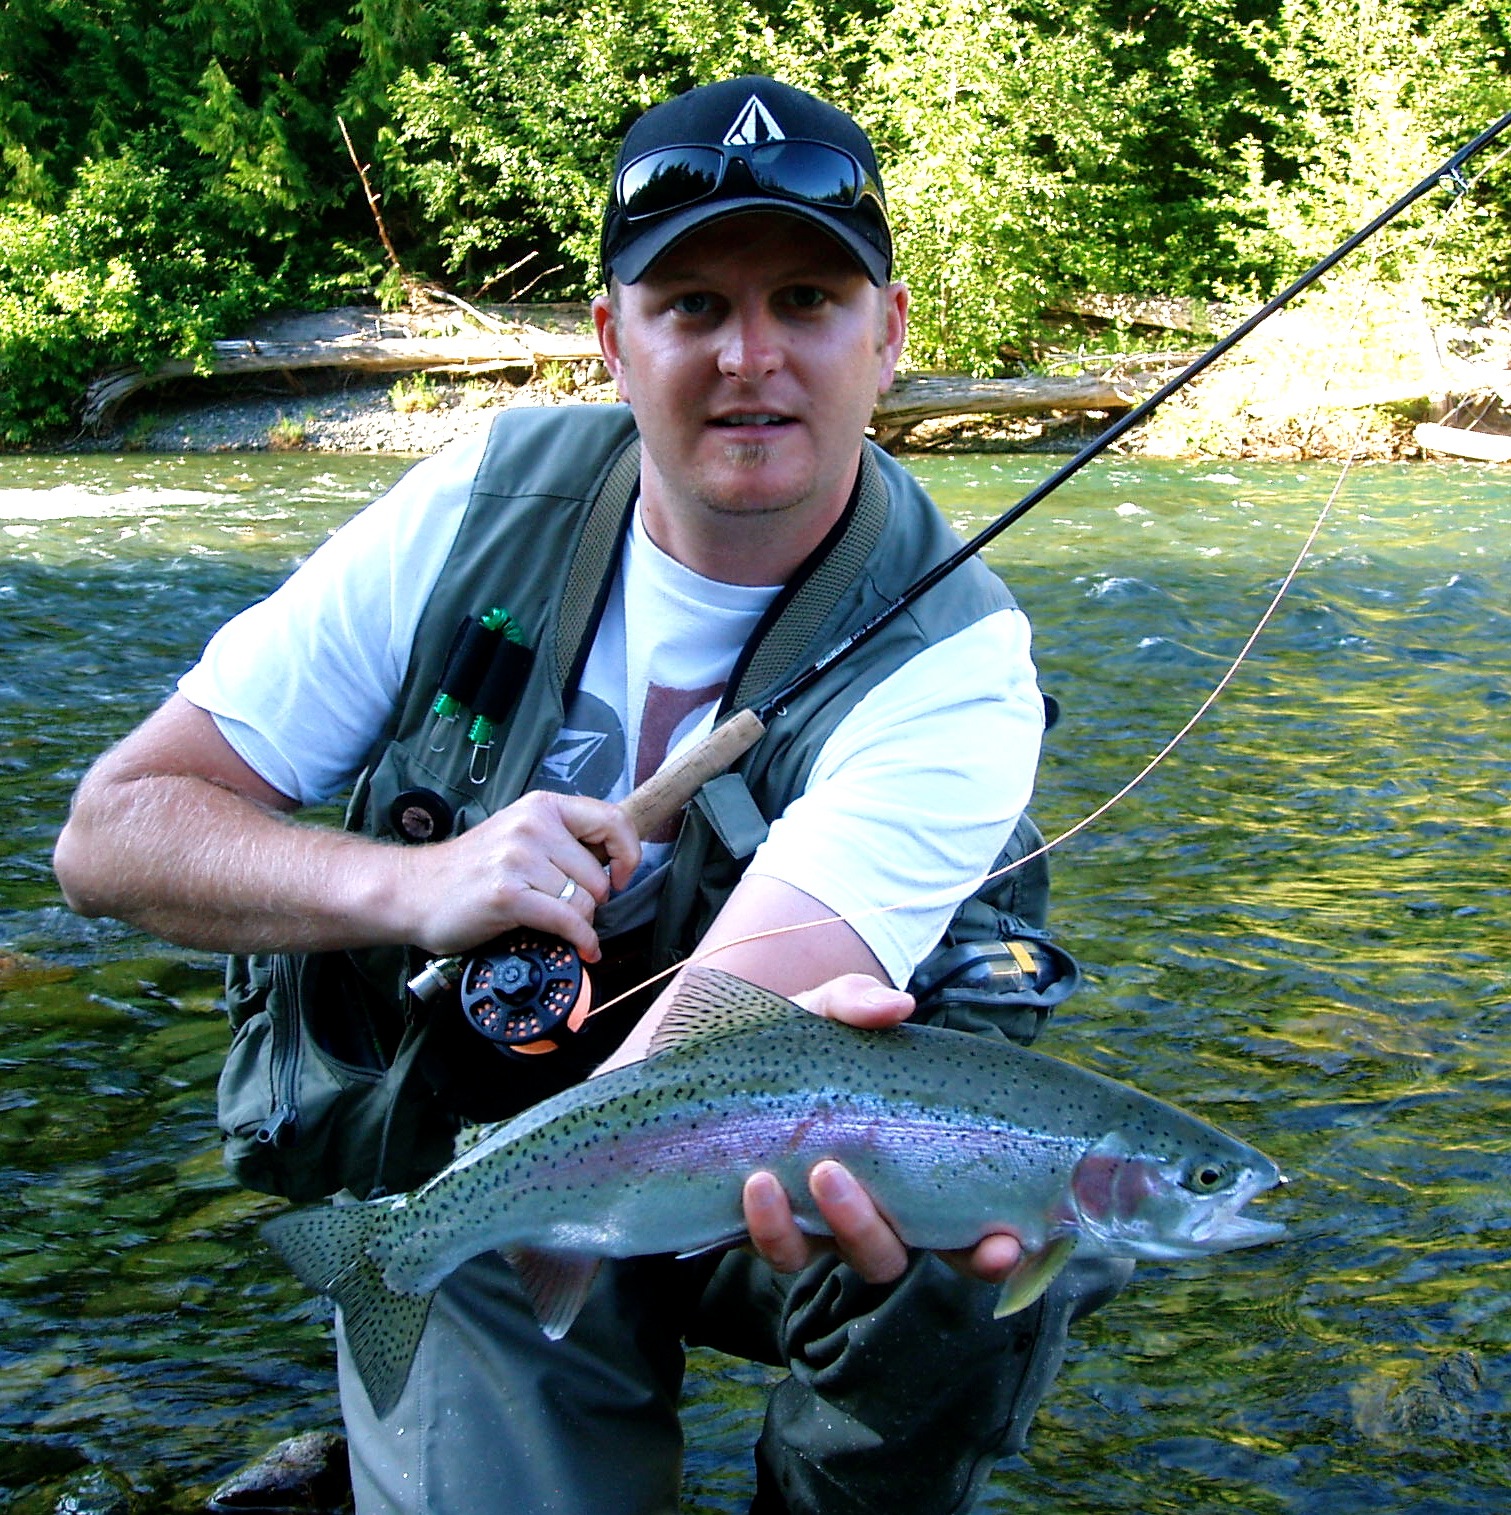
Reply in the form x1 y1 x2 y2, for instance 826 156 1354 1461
876 281 909 394
592 292 630 402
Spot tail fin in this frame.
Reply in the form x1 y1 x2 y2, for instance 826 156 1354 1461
263 1202 433 1418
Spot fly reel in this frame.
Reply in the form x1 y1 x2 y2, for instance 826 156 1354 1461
457 930 592 1058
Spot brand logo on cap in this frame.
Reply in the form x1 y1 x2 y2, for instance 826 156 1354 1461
723 95 786 146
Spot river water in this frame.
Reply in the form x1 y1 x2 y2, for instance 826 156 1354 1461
0 445 1507 1512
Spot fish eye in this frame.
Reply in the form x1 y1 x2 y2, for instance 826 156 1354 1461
1184 1161 1232 1194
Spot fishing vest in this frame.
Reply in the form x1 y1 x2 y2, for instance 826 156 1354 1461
217 405 1069 1202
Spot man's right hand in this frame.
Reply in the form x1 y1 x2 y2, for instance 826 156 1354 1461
390 791 640 960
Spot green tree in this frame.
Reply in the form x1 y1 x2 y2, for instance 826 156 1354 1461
381 0 808 290
0 0 1508 441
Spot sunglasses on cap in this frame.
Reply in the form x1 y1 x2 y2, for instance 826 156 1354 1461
614 140 886 223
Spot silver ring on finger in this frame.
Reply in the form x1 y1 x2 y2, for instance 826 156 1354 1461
556 878 577 903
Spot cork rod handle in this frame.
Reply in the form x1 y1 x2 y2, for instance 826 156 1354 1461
619 708 767 841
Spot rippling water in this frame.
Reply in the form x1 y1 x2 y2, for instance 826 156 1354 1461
1 448 1507 1511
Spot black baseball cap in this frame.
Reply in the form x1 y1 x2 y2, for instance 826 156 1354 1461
601 76 892 286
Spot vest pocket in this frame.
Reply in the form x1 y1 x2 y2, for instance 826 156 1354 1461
216 952 397 1202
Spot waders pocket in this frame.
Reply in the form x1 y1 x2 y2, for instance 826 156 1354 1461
909 934 1081 1046
906 812 1081 1046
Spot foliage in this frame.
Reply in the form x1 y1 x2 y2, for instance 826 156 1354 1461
0 149 304 441
267 412 312 449
379 0 803 289
1135 0 1511 454
0 0 1508 441
389 372 441 412
1217 0 1507 290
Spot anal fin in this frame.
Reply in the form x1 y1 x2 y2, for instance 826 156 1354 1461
506 1247 603 1340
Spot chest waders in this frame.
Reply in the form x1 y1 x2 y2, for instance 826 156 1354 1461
216 406 1077 1202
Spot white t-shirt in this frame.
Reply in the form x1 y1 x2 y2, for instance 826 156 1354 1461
179 427 1044 984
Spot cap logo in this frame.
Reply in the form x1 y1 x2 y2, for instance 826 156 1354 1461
723 95 786 146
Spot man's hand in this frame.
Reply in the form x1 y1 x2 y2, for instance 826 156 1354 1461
792 971 914 1027
742 1164 1024 1285
744 969 1024 1285
54 694 642 957
390 791 641 960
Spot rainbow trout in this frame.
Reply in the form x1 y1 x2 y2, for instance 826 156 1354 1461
265 967 1285 1415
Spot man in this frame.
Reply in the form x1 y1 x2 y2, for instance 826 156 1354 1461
55 75 1119 1515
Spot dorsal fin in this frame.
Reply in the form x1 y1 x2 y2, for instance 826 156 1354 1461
647 967 807 1057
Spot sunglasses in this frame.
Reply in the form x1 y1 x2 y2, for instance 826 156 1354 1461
614 140 886 224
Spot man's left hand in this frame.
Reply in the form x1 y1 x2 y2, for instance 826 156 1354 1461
744 971 1025 1285
743 1164 1024 1285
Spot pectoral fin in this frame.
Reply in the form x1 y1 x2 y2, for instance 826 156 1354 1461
993 1234 1077 1318
505 1248 603 1340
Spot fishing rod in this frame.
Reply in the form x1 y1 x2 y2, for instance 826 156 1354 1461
413 105 1511 1054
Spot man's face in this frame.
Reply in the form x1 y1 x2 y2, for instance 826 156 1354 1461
593 213 907 582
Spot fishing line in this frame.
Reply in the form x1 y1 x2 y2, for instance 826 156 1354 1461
1273 136 1511 1181
424 110 1511 1052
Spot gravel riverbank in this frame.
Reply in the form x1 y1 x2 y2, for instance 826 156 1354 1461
65 370 617 456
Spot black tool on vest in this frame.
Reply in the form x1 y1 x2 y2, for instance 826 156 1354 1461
427 608 533 768
389 787 455 844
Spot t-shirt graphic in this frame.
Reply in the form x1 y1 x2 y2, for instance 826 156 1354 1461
533 691 625 799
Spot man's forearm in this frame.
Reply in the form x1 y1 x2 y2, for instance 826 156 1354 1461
54 770 406 953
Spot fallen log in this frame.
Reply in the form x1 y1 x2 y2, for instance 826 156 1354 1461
82 330 605 432
82 327 1166 441
870 370 1158 449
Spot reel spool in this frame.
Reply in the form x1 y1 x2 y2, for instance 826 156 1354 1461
458 930 593 1058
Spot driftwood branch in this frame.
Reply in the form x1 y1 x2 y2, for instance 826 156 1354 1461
82 332 606 431
869 370 1159 448
338 116 403 273
1413 421 1511 462
1042 293 1247 335
428 289 509 334
874 371 1152 426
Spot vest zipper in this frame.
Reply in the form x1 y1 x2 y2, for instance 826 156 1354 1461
255 959 302 1145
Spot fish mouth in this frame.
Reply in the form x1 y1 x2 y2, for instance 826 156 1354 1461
1188 1168 1288 1252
